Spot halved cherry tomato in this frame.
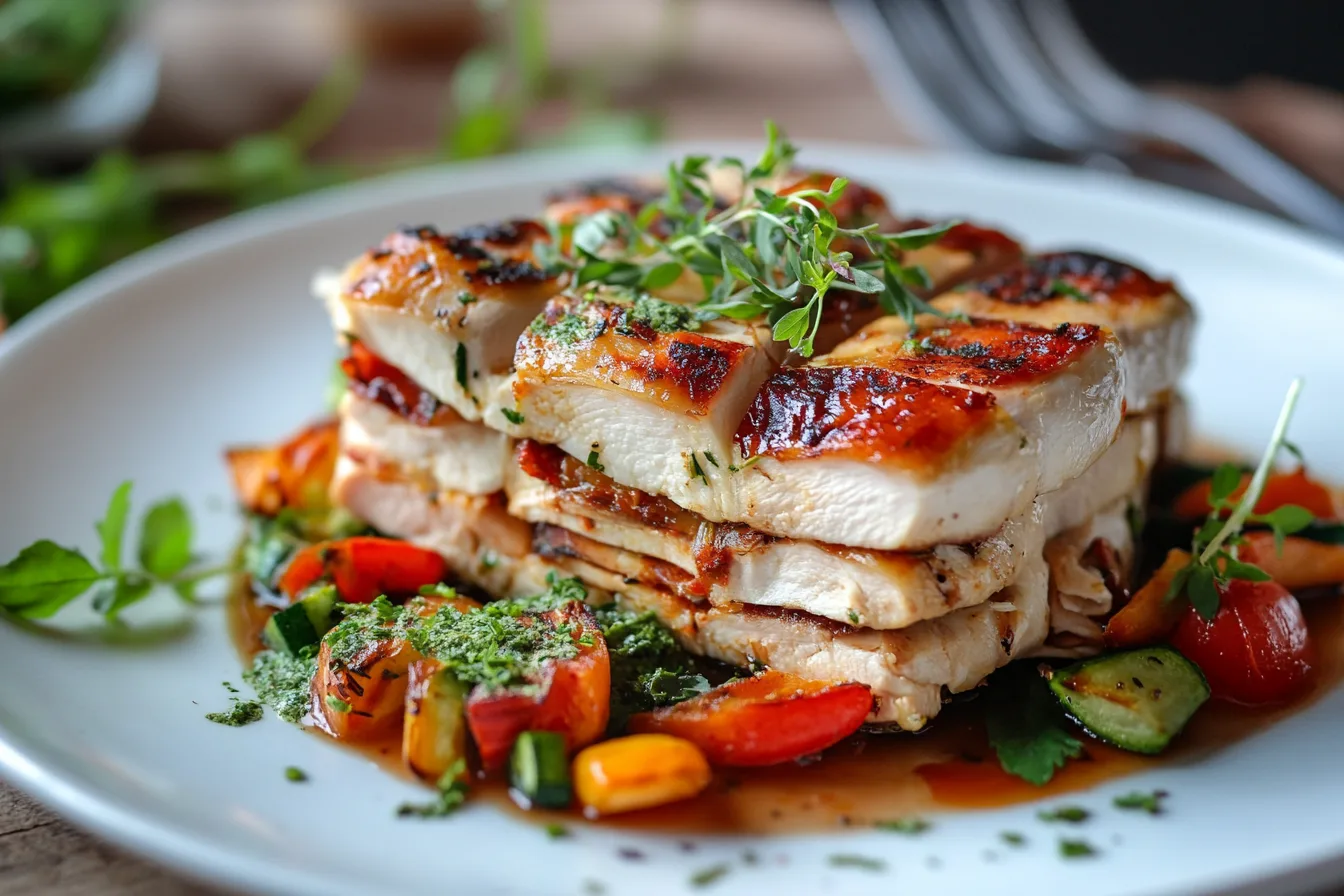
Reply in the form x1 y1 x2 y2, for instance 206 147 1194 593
1104 549 1191 649
1169 578 1315 706
279 536 448 603
628 670 872 767
1172 468 1340 520
466 602 611 769
225 419 339 515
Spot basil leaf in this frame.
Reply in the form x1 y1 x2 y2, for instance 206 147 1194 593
984 665 1082 786
1209 463 1243 506
1222 559 1272 582
139 499 193 579
1187 565 1221 620
95 480 133 571
640 261 684 290
0 541 104 615
92 575 155 619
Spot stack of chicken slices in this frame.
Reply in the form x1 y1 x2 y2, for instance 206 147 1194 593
317 165 1193 732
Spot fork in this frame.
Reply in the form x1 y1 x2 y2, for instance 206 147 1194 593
836 0 1344 239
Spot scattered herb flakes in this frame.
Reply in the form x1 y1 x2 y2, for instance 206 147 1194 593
324 695 352 714
397 763 469 818
222 681 239 694
457 290 477 304
875 817 930 835
1113 790 1167 815
244 649 318 724
828 854 887 872
544 822 569 839
284 766 308 783
1001 831 1026 847
1038 806 1090 824
688 453 709 486
846 610 860 625
454 343 470 393
205 698 263 727
500 407 525 425
479 550 500 571
1049 278 1092 302
586 444 605 473
741 849 758 866
1059 839 1098 859
688 864 731 888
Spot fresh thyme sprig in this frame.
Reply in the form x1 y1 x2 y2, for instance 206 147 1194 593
1166 378 1315 618
537 122 959 357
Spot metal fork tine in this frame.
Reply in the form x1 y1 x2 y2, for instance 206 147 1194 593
877 0 1030 153
940 0 1096 151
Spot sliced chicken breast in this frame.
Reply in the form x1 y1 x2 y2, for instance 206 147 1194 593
340 393 512 496
825 315 1125 493
512 286 782 521
549 549 1050 730
1038 413 1159 537
318 221 565 424
1033 493 1138 659
511 439 1045 630
932 250 1195 413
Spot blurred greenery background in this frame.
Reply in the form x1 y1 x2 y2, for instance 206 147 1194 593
0 0 687 326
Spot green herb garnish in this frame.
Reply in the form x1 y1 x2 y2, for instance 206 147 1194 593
541 122 956 357
244 648 318 723
0 482 230 624
324 695 352 714
827 854 886 872
285 766 308 783
1113 790 1166 815
984 665 1083 786
1166 378 1313 619
593 603 710 732
875 818 930 835
1059 839 1098 859
1049 278 1091 302
544 822 569 839
500 407 525 425
205 698 263 727
1001 831 1026 846
1038 806 1090 823
586 445 605 473
688 865 731 888
396 761 469 818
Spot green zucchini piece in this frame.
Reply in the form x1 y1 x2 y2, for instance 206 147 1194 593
1049 647 1210 755
509 730 571 809
261 585 338 655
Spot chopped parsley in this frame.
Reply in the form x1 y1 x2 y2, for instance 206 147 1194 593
1001 831 1026 847
702 451 719 468
243 649 318 723
544 822 569 839
828 854 886 872
284 766 308 783
1059 839 1098 858
846 610 860 625
325 695 352 714
1113 790 1167 815
457 290 477 304
1038 806 1090 823
688 864 731 888
628 292 702 334
687 453 709 486
586 444 605 473
205 698 263 727
875 817 930 835
454 343 470 394
500 407 525 425
593 602 711 732
1049 279 1091 302
397 762 469 818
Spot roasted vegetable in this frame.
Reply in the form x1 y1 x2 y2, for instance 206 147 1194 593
509 730 572 809
313 634 419 740
572 734 711 816
1240 531 1344 591
262 584 338 655
466 601 610 769
226 419 340 516
1170 578 1315 706
1172 467 1340 521
1103 549 1191 649
279 536 448 604
403 660 469 782
1050 647 1209 754
629 670 872 766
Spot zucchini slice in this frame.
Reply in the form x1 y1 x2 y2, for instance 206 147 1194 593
261 585 338 655
403 662 469 782
1049 647 1210 755
510 730 572 809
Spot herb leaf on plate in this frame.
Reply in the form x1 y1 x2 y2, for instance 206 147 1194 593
984 664 1083 786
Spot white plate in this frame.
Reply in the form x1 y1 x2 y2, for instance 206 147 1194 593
2 144 1343 896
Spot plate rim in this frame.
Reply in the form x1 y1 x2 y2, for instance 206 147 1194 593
3 141 1344 896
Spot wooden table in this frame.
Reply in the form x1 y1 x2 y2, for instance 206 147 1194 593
0 2 904 893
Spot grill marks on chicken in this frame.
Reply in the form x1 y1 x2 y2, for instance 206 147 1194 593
934 250 1194 412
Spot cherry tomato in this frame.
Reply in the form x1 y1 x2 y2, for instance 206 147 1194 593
1169 578 1315 706
628 670 872 766
279 536 448 603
